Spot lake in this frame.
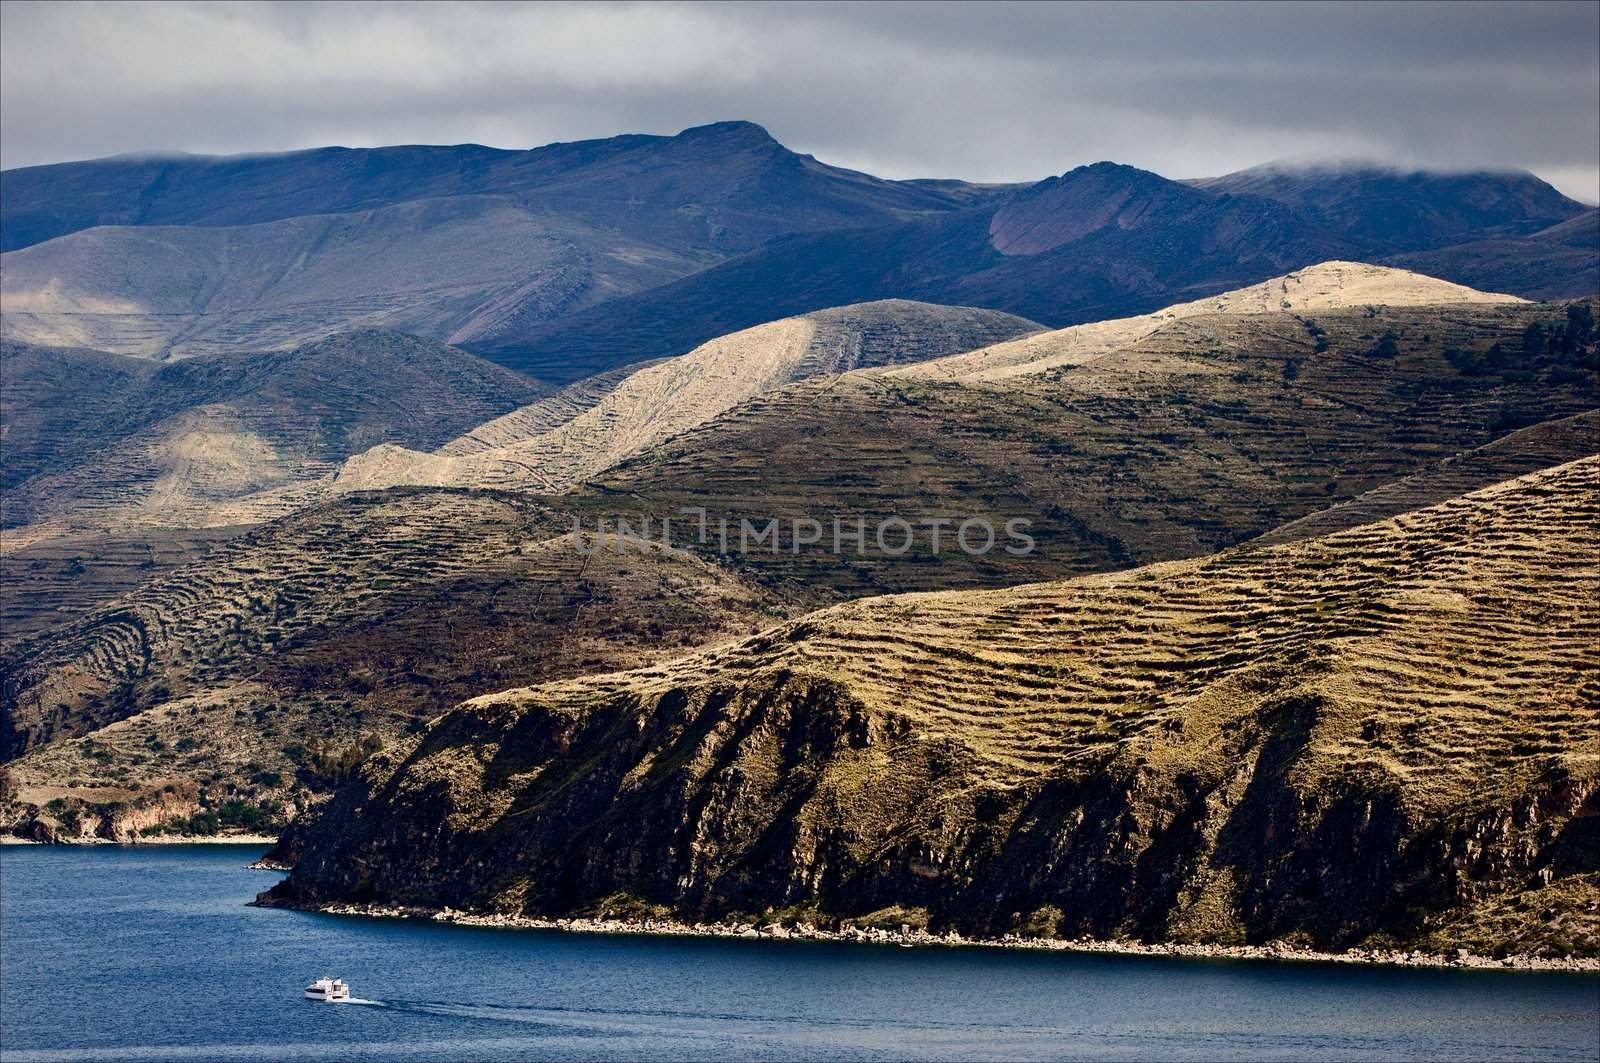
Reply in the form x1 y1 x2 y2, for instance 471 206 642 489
1 846 1595 1061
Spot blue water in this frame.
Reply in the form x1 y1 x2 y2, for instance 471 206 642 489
1 847 1595 1062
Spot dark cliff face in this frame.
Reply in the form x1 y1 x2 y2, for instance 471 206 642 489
268 666 1598 952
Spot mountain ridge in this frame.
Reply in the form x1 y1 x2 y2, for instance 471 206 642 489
6 124 1592 380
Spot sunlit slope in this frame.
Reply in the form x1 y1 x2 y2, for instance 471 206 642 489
896 261 1524 383
332 300 1041 494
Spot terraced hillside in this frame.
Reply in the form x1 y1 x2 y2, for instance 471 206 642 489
0 527 242 649
1253 410 1600 545
269 458 1600 957
0 489 790 838
333 301 1041 494
590 293 1600 595
2 330 547 536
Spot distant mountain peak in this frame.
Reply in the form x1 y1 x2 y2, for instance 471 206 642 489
1192 163 1587 251
989 162 1205 255
672 120 781 148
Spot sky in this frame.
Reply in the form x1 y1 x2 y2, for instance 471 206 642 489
2 0 1597 202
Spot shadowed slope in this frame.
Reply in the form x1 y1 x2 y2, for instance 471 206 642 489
1192 164 1587 250
1253 410 1600 545
2 330 547 535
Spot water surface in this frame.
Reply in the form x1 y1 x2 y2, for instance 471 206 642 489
1 846 1595 1061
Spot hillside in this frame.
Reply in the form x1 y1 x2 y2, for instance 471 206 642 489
1 341 160 490
265 458 1600 958
1252 411 1600 545
896 261 1522 382
333 300 1042 495
588 292 1600 596
1 330 546 535
0 489 793 839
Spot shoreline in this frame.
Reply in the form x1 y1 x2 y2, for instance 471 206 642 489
260 898 1600 974
1 833 278 846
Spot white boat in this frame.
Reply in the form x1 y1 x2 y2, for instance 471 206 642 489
304 976 351 1002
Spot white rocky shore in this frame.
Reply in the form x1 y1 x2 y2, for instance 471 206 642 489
2 832 279 846
291 901 1600 974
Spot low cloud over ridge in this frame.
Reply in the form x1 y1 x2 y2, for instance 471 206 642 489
2 1 1596 201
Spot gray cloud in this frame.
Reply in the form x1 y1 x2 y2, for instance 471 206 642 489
2 0 1596 201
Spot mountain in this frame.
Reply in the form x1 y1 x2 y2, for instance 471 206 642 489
333 300 1042 494
473 163 1362 379
0 123 1005 363
1190 165 1599 300
263 457 1600 958
1191 163 1590 250
7 126 1591 382
0 122 988 252
1 330 547 533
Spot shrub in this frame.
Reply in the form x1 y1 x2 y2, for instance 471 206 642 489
1566 303 1595 347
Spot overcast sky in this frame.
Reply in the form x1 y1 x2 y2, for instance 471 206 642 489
3 0 1597 201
